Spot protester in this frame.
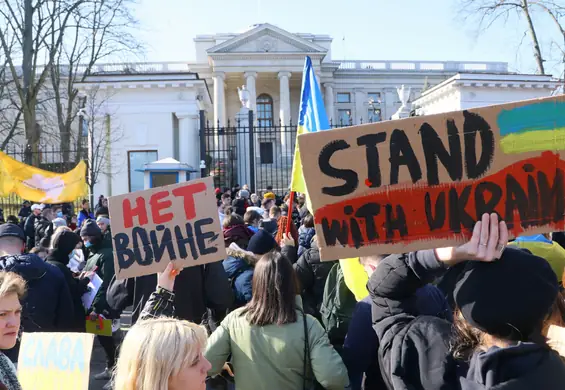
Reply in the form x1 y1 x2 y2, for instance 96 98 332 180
81 220 117 380
3 217 18 226
17 201 31 222
0 272 25 390
297 213 316 257
261 197 275 219
223 229 278 308
95 198 109 218
23 204 42 249
250 193 261 207
77 199 94 228
34 207 54 248
222 214 254 249
243 209 262 234
370 213 565 389
294 235 337 319
69 215 78 232
113 263 211 390
0 223 73 362
231 190 249 217
96 216 111 242
45 230 89 332
259 206 279 236
342 255 451 390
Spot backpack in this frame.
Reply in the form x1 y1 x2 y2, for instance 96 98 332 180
319 263 357 347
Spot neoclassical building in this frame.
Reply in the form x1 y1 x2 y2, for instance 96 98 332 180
74 23 559 197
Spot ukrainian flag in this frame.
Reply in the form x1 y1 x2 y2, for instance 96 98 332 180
289 56 330 195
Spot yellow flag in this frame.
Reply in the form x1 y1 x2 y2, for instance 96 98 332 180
0 151 87 203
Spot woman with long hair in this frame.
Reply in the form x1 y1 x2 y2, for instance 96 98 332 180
0 272 25 390
205 250 348 389
370 213 565 389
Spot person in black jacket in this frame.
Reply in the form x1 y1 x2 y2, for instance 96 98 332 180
23 204 42 249
45 230 89 332
293 235 336 319
0 223 74 362
370 213 565 390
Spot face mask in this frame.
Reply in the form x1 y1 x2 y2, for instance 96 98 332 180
84 241 93 248
56 211 63 218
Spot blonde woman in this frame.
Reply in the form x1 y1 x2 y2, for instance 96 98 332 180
0 272 25 390
112 263 211 390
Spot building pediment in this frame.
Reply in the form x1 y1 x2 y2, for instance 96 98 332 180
207 23 326 55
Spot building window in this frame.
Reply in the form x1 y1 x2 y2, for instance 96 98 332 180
367 92 382 104
128 150 158 192
336 92 351 103
337 109 352 125
257 94 274 127
151 173 178 188
259 142 274 164
368 108 382 123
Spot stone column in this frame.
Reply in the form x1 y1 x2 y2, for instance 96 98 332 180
324 83 334 123
213 72 226 126
278 71 292 157
244 71 257 112
176 112 200 176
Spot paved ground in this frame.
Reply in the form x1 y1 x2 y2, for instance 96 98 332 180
88 309 132 390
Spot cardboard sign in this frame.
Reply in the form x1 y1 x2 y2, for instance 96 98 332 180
297 95 565 260
18 332 94 390
108 176 226 279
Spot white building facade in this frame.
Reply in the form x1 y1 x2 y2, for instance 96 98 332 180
74 23 559 197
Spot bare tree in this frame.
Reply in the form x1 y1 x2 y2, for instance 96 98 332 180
458 0 546 74
0 0 88 164
78 85 124 202
44 0 141 162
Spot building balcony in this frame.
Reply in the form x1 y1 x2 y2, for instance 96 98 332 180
335 60 509 73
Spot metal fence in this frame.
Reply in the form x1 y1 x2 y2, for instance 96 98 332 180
199 110 360 194
0 144 87 218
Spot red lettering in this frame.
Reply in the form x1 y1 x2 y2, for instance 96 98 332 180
172 182 207 220
150 191 174 224
123 197 148 228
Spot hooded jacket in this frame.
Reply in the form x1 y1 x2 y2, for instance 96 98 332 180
45 231 88 331
297 226 316 257
369 250 565 390
82 238 115 317
293 240 336 318
0 253 74 361
223 247 257 307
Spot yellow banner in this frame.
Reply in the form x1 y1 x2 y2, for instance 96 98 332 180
0 151 87 203
18 332 94 390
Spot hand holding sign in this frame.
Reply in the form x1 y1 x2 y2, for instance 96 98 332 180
108 177 226 279
436 213 508 266
157 262 180 291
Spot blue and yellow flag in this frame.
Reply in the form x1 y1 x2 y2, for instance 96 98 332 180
0 151 87 203
290 56 330 195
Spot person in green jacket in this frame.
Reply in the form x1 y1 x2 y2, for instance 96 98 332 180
80 219 117 381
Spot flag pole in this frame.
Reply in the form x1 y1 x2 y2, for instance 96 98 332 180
285 190 295 235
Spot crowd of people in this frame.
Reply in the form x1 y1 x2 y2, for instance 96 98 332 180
0 186 564 390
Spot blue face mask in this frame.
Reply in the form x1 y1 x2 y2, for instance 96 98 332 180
84 241 93 248
56 211 63 218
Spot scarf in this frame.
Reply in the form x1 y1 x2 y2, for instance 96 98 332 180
0 353 21 390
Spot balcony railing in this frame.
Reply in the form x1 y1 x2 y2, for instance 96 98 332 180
336 60 508 73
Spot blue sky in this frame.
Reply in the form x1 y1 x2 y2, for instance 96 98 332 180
133 0 564 76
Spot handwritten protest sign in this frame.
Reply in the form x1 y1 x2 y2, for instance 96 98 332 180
297 95 565 260
18 332 94 390
108 176 226 279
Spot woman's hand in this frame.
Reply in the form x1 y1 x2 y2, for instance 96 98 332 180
157 262 180 291
280 232 295 247
435 213 508 266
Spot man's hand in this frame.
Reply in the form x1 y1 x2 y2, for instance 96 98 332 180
435 213 508 267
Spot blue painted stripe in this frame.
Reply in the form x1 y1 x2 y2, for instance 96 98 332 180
298 56 330 132
497 100 565 136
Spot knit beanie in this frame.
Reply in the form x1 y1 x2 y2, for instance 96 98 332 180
51 230 81 258
454 246 558 340
247 229 278 256
52 218 67 229
239 189 250 199
80 219 102 237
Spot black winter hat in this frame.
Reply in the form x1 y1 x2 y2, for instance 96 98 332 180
52 230 81 258
80 219 102 237
0 223 25 241
454 246 558 340
247 229 278 256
